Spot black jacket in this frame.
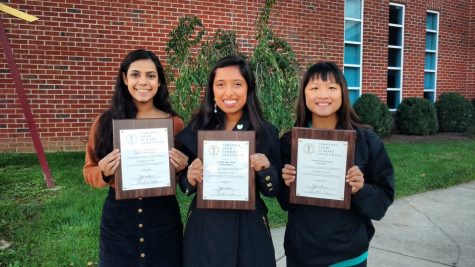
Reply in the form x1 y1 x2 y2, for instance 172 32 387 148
176 112 282 267
278 127 394 266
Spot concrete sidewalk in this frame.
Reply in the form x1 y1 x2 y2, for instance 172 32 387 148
271 181 475 267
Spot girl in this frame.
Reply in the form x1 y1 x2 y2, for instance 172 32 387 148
83 49 188 266
176 55 281 267
278 61 394 267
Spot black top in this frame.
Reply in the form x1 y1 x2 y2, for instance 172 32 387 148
175 112 282 267
278 127 394 266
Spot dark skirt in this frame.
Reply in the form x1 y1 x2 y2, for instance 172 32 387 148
183 197 276 267
99 187 183 267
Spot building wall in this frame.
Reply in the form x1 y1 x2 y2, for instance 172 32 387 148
0 0 473 152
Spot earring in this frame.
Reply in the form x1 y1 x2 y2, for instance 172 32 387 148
214 103 217 113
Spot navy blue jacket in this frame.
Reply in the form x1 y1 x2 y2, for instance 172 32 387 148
278 127 394 266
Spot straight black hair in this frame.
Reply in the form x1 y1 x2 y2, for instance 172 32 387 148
295 61 362 130
94 49 176 159
189 55 266 143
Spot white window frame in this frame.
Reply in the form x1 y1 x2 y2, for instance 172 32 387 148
343 0 364 103
387 2 405 110
424 10 439 102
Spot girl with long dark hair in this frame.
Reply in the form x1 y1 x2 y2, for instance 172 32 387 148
278 61 394 267
83 49 187 266
176 55 281 267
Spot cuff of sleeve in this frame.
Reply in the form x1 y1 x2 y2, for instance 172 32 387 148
257 167 278 196
180 173 197 196
351 184 371 204
102 173 112 184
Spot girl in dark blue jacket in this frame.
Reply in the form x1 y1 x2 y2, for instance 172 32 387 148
278 61 394 267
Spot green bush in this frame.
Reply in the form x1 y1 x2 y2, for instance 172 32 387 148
353 93 392 138
435 92 473 132
467 99 475 136
396 97 438 135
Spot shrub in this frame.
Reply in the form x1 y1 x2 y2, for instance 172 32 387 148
396 97 438 135
435 92 473 132
467 99 475 136
353 93 392 138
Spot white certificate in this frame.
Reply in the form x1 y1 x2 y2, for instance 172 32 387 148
119 128 170 191
296 138 348 200
202 140 249 201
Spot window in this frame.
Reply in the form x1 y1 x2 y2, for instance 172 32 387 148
424 11 439 102
387 3 404 110
344 0 363 105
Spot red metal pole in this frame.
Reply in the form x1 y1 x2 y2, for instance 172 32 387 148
0 17 55 188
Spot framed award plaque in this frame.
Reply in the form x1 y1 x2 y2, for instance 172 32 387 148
197 130 256 210
290 127 356 209
112 118 175 200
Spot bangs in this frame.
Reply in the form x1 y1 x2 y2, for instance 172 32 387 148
305 62 344 86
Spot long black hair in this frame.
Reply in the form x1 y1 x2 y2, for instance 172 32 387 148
189 55 266 142
94 49 176 159
295 61 362 130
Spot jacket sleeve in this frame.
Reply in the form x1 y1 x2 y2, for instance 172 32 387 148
276 132 291 210
82 116 114 188
256 124 282 198
351 129 395 220
175 126 198 196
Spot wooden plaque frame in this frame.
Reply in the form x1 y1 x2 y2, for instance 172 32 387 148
197 130 256 210
290 127 356 209
112 118 175 200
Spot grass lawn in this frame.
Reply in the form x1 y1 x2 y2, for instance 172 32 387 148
1 139 475 266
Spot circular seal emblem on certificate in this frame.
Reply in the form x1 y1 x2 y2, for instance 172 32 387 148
208 145 220 156
125 133 137 144
303 143 315 154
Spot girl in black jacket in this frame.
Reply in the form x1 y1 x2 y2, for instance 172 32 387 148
176 55 281 267
278 61 394 267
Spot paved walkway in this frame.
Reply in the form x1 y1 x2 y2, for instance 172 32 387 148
271 181 475 266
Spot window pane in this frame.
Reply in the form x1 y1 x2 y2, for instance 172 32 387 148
344 67 360 88
387 90 400 109
349 89 360 105
425 52 436 70
426 13 438 30
344 44 361 65
424 91 435 103
345 20 361 42
387 69 401 88
426 32 437 50
424 72 435 89
388 26 402 46
345 0 361 19
388 48 402 67
389 5 403 25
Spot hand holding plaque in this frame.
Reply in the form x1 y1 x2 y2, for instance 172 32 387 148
290 127 356 209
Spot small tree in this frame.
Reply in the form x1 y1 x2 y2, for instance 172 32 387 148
165 17 239 123
353 93 392 138
250 0 300 132
166 1 300 130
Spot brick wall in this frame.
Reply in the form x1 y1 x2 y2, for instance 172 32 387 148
467 0 475 100
0 0 473 152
